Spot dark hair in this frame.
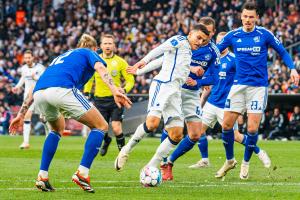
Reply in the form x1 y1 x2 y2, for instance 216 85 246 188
199 17 216 30
242 2 258 13
191 24 210 36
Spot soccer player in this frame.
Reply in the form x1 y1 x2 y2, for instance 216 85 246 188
114 24 210 171
9 33 132 193
84 34 134 156
216 2 299 179
12 50 46 149
188 32 271 171
160 17 221 181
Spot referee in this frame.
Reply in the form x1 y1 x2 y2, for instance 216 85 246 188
84 34 134 156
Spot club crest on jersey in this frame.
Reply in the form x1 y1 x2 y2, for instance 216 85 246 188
253 36 260 43
222 63 227 69
204 54 211 61
111 69 118 77
170 39 178 46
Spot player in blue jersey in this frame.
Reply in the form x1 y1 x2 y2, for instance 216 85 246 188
216 2 299 180
160 17 221 181
9 34 132 193
188 32 271 171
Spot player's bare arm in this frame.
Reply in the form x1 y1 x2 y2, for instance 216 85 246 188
9 85 34 134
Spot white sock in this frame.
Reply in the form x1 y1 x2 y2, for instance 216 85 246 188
147 137 177 167
23 122 31 144
78 165 89 178
43 122 50 136
123 124 147 154
242 160 250 165
38 170 48 179
202 158 209 162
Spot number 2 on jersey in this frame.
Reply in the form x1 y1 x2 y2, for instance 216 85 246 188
49 50 74 66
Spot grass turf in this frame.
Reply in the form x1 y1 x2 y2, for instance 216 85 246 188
0 136 299 200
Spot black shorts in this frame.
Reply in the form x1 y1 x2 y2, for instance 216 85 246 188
94 96 124 123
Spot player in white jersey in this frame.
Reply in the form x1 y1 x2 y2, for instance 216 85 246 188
114 24 210 171
12 50 46 149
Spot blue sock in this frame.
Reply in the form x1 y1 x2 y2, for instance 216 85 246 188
160 129 169 163
80 129 104 168
40 131 61 171
160 129 168 143
198 134 208 159
222 129 234 160
244 132 259 162
242 134 260 154
169 135 196 163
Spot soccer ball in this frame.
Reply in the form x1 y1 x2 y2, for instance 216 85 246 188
140 166 162 187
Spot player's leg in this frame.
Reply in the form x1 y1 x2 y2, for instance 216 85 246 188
234 128 271 168
189 123 210 168
33 89 64 192
215 85 246 178
239 86 269 180
147 85 184 170
115 81 163 171
19 109 33 149
94 98 112 156
111 106 125 151
115 115 161 171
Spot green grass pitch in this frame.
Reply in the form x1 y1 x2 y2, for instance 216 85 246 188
0 136 299 200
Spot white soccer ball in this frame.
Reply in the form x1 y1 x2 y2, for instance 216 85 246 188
140 166 162 187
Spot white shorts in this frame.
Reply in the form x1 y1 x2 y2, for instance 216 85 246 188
147 80 184 128
224 85 268 114
202 102 238 130
181 88 201 122
33 87 93 122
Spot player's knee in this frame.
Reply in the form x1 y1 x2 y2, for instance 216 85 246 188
169 130 183 143
188 132 200 141
112 124 122 134
145 118 160 132
93 121 109 132
222 121 234 131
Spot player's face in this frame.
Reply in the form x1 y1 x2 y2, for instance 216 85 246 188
188 30 209 50
23 53 33 66
205 24 215 40
241 9 258 31
101 37 115 55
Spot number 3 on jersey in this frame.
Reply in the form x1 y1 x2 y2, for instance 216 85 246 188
49 50 73 66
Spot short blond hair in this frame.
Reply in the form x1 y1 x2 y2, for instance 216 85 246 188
101 34 115 43
77 33 97 49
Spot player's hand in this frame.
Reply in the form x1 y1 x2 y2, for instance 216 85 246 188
203 86 211 91
126 66 138 75
113 91 132 109
186 77 197 86
290 69 299 86
12 87 20 94
9 114 24 135
190 66 204 76
133 60 146 69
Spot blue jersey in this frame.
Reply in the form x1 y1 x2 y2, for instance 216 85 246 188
208 52 236 109
217 26 295 87
182 41 220 90
34 48 106 93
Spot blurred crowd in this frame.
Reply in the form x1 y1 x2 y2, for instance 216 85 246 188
0 0 299 136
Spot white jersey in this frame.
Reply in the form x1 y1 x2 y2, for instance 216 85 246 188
142 35 192 84
16 63 46 98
